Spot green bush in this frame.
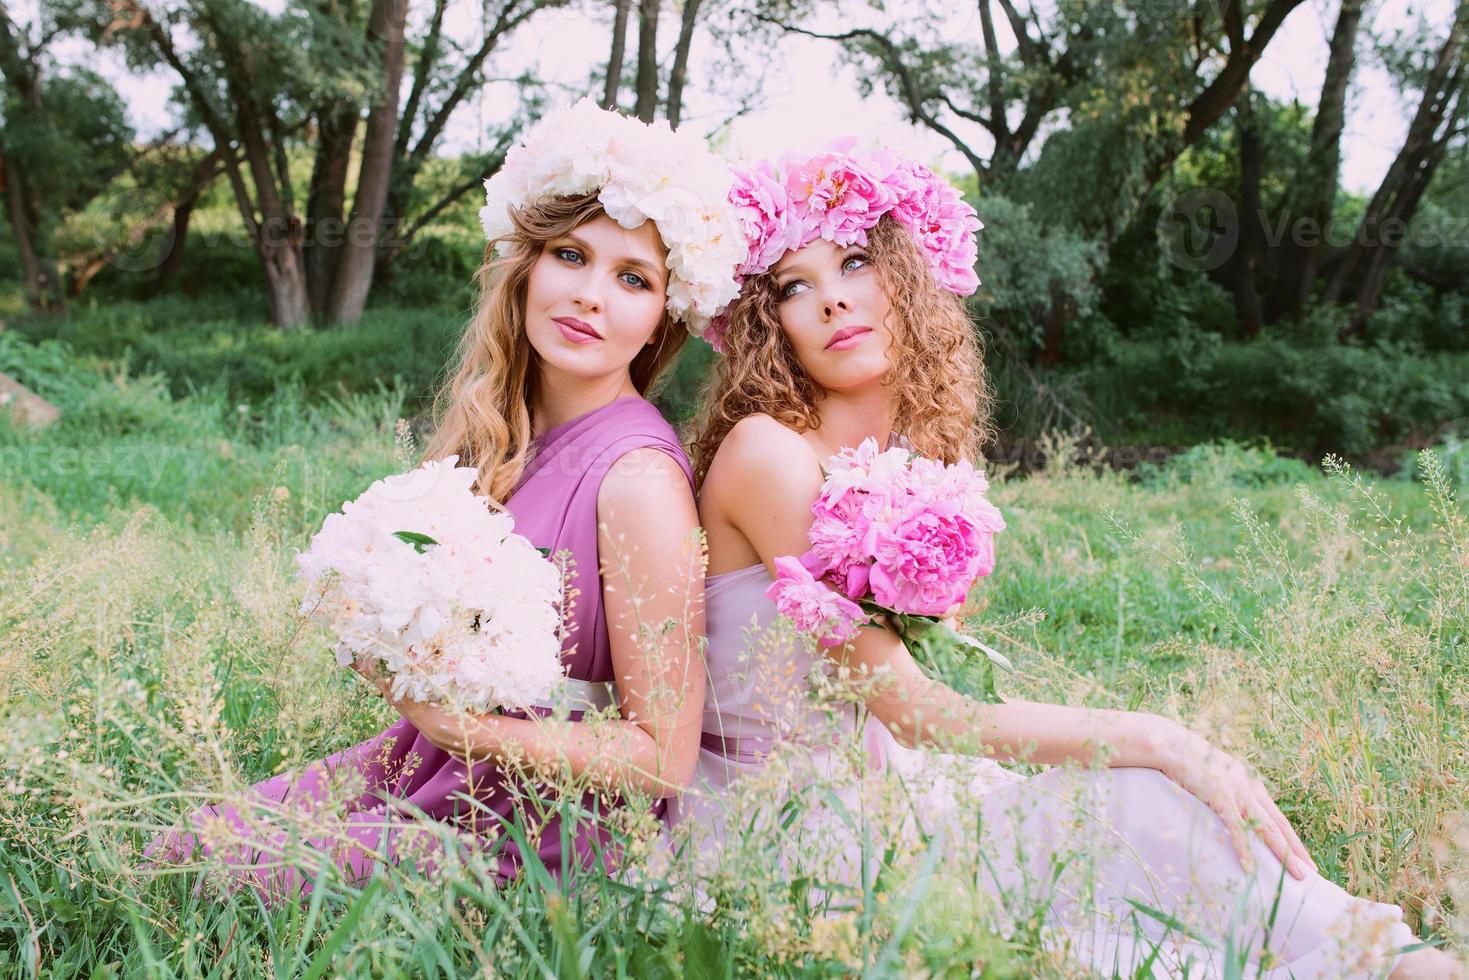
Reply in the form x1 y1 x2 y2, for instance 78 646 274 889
1078 335 1469 457
1400 427 1469 487
0 330 101 402
969 193 1104 361
372 232 481 311
12 297 464 415
1137 439 1314 489
654 340 718 428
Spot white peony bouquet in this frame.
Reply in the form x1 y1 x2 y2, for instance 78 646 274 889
296 456 568 713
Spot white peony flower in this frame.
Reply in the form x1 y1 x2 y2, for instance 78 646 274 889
297 456 568 713
477 97 744 342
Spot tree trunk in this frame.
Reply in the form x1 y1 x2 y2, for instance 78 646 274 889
135 147 227 296
1140 0 1308 189
255 242 308 328
151 195 194 295
117 1 309 325
382 0 448 242
0 15 58 312
378 137 513 270
396 0 448 165
329 0 407 325
603 0 631 109
1323 12 1466 313
203 9 310 328
238 126 309 329
383 0 547 248
1 148 57 313
1232 91 1264 339
306 101 358 316
634 0 660 122
233 96 310 326
1179 0 1307 147
1267 0 1362 324
976 0 1018 176
1036 281 1076 367
1346 134 1451 337
665 0 702 128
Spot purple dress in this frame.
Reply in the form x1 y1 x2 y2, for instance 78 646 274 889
146 396 693 898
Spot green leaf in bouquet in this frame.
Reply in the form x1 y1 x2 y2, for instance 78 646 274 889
951 632 1014 672
892 613 1005 705
392 530 439 554
849 598 1009 701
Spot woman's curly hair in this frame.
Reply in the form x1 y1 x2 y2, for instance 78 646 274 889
688 216 992 486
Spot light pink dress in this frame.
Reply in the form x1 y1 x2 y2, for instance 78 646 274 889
665 562 1419 978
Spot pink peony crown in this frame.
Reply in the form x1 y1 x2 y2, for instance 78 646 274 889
710 139 983 351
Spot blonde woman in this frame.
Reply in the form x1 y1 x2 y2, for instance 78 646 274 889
147 100 744 899
673 144 1458 978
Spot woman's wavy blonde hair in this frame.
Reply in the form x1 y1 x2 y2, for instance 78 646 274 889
689 216 992 486
423 192 686 502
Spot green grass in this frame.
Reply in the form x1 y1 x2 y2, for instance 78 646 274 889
1 337 1465 976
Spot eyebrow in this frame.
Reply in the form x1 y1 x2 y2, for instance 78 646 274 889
560 232 667 289
773 245 861 281
771 258 808 281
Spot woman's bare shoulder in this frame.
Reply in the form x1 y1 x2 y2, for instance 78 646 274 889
598 446 695 521
703 414 823 509
710 415 817 478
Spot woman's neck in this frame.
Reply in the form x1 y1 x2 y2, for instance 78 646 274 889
530 368 639 438
811 385 896 454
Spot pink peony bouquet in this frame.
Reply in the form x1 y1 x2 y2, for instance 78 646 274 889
765 438 1010 701
297 456 569 713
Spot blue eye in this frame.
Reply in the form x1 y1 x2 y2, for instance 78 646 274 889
843 254 869 272
620 271 650 290
554 247 583 264
778 280 808 300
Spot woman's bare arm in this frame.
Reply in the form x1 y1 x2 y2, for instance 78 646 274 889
704 416 1315 878
360 448 706 799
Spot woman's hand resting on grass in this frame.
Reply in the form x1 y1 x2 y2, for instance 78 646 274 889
1144 714 1317 881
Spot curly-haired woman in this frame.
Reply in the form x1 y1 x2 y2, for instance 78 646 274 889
672 143 1459 978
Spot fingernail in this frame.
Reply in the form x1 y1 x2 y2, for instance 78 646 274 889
1288 856 1307 880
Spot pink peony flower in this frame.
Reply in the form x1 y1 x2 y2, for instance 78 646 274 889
885 160 983 295
785 150 901 249
866 497 990 616
765 554 866 648
728 162 801 277
807 489 875 598
798 437 1007 615
764 437 1009 697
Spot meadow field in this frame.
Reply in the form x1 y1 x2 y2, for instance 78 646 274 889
1 323 1466 977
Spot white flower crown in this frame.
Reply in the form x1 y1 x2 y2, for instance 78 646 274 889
479 98 745 340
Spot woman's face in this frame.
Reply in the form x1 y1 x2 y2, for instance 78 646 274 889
524 213 669 384
770 238 895 393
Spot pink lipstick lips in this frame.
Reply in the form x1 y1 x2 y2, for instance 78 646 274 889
824 325 873 351
553 316 603 344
